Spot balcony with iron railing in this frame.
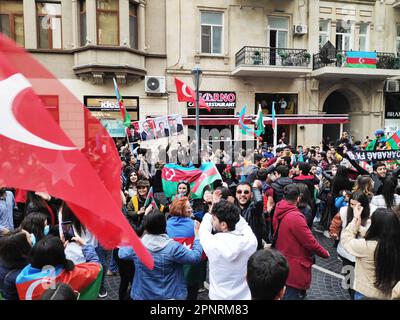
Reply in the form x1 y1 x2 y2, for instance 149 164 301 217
312 50 400 79
232 46 312 77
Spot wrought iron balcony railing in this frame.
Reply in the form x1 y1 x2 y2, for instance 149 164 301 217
235 46 311 68
313 50 400 70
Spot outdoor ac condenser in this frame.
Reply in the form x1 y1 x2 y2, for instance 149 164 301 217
145 76 166 94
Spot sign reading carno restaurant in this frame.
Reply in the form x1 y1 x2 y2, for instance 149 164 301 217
187 91 236 108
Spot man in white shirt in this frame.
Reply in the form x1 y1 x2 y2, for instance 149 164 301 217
199 198 257 300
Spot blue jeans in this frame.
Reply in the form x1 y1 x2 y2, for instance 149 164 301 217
95 245 109 289
108 249 119 273
354 291 365 300
283 286 305 300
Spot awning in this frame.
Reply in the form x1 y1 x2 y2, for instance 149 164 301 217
182 114 349 126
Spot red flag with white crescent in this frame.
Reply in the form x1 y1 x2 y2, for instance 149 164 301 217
0 34 154 269
174 78 210 112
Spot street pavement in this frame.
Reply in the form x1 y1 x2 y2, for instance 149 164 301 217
101 226 350 301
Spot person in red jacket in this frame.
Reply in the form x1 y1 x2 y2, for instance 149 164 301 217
272 184 330 300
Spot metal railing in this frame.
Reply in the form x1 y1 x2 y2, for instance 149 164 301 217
313 50 400 70
235 46 311 68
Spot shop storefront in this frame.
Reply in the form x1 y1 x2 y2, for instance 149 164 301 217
84 96 139 138
384 93 400 136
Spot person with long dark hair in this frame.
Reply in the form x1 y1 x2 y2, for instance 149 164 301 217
332 166 354 199
296 183 313 228
342 207 400 299
352 175 374 201
335 191 374 299
20 212 49 243
24 191 57 225
0 230 32 300
15 235 102 300
371 177 400 209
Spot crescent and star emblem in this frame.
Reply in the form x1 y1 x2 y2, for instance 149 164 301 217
0 73 76 151
181 83 192 98
165 168 176 181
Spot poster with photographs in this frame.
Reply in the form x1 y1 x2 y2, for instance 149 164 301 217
133 114 184 142
167 114 184 137
154 116 170 139
138 118 157 141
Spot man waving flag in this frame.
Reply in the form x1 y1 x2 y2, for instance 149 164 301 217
0 34 153 270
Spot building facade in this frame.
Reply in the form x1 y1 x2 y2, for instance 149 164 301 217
1 0 400 148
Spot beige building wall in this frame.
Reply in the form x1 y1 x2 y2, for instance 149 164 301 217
11 0 400 147
163 0 400 147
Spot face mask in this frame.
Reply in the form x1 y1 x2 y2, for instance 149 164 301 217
44 225 50 236
30 233 36 247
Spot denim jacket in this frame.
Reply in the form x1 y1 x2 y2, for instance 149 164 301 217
119 233 202 300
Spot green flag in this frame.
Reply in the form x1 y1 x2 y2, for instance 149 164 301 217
254 104 265 137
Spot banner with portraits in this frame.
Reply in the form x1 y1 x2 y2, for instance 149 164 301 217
134 114 184 141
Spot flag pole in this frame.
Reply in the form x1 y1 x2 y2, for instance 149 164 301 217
272 101 278 155
113 77 131 146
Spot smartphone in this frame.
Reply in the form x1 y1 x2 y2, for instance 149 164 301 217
61 221 75 241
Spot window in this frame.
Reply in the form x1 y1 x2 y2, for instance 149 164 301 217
359 23 368 51
97 0 119 46
36 2 62 49
397 24 400 53
80 0 86 46
40 96 59 124
336 21 352 51
268 17 289 48
0 0 24 46
129 1 138 49
319 20 330 49
201 12 223 54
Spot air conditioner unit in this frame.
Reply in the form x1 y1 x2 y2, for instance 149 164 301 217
385 80 400 93
294 25 308 35
145 76 166 94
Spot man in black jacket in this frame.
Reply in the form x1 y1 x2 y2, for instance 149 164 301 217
235 181 265 250
271 165 293 203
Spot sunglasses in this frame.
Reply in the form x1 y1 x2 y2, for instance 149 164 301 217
236 190 250 195
137 186 148 190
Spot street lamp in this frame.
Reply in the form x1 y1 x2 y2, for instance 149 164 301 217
191 66 203 165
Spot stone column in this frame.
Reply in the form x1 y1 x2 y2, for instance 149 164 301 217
119 0 130 46
330 21 337 48
71 0 79 48
308 0 320 55
138 1 146 51
86 0 97 45
24 0 37 49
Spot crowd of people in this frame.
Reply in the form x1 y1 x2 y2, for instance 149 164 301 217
1 129 400 300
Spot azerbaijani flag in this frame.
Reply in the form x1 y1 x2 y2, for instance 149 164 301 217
167 216 195 249
386 129 400 150
161 162 222 199
144 186 158 209
238 105 255 136
254 104 265 137
16 263 102 300
346 51 377 68
113 78 131 127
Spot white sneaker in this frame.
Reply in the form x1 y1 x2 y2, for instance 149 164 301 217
313 216 321 223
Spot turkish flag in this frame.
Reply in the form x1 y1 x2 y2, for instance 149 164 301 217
0 34 154 269
174 78 210 112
